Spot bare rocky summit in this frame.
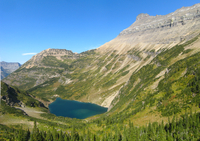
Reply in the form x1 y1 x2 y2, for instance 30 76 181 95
98 3 200 53
120 4 200 36
23 48 82 69
136 13 150 21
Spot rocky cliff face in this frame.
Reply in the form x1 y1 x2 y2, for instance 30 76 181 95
23 48 82 69
3 48 93 90
97 3 200 53
120 5 200 37
1 61 21 79
1 82 45 108
1 66 9 79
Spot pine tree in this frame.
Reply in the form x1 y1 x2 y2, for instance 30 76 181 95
92 133 96 141
31 121 39 141
167 130 173 141
122 127 127 141
109 130 113 141
86 129 91 141
171 115 175 132
71 124 76 141
24 129 30 141
158 120 166 141
45 130 53 141
59 130 64 141
52 127 58 140
64 133 69 141
185 113 189 130
17 126 23 141
30 132 34 141
37 131 43 141
83 127 86 140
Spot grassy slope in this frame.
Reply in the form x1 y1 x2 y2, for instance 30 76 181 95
1 35 200 140
101 35 200 125
27 50 135 106
0 82 86 138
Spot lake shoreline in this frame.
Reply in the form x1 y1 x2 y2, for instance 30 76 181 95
48 97 108 108
48 97 108 119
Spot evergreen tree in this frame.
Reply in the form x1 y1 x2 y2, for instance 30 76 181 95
42 131 46 139
64 133 69 141
30 133 34 141
92 133 96 141
45 130 53 141
24 129 30 141
86 129 90 141
31 121 40 141
59 130 64 141
17 126 24 141
37 131 43 141
52 127 58 140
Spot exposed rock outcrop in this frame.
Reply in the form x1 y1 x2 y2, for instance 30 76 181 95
1 61 21 79
1 82 45 108
23 48 82 68
119 4 200 37
98 3 200 53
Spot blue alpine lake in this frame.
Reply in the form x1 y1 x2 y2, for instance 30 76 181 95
48 98 108 119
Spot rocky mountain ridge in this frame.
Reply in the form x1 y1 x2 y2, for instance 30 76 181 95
1 82 45 108
120 4 200 36
23 48 82 69
97 3 200 53
1 61 21 79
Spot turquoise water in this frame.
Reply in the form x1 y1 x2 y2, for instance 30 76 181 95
48 98 108 119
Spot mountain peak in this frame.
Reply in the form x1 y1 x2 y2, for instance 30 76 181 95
97 3 200 55
136 13 150 21
41 48 73 55
46 48 51 51
22 48 81 69
1 61 21 79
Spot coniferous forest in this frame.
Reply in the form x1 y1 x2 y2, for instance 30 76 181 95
0 111 199 140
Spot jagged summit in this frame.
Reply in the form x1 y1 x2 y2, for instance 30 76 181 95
97 3 200 54
120 4 200 35
119 3 200 37
136 13 150 21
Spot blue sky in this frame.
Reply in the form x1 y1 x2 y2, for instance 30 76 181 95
0 0 199 64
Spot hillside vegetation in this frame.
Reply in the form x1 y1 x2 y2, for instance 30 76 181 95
1 3 200 140
1 33 200 141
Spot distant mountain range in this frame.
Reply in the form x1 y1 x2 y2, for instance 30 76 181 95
1 61 21 79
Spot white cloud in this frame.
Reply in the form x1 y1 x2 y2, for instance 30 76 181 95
87 44 101 50
22 53 37 56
